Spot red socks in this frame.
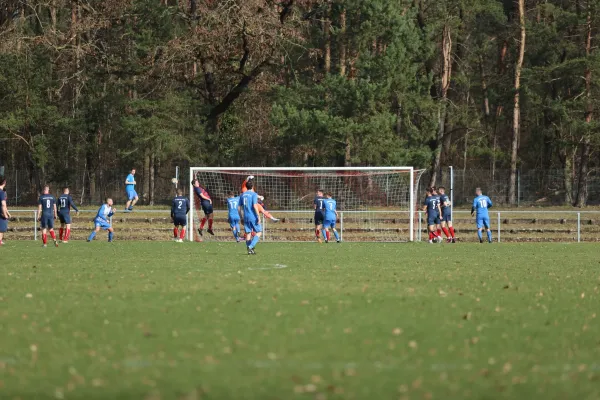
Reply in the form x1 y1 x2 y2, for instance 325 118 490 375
436 228 442 237
449 227 455 238
200 218 207 228
315 229 320 239
66 229 70 241
42 233 47 244
326 231 331 241
442 227 451 238
428 232 434 240
179 228 186 239
173 227 179 238
208 218 213 230
59 228 64 240
49 230 56 240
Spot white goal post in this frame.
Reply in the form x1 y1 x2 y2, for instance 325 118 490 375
188 167 425 243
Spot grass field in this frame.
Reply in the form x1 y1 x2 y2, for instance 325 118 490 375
1 242 600 399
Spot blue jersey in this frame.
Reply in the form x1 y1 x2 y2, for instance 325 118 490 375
95 204 114 223
227 196 241 220
240 191 259 222
439 194 450 211
171 196 190 216
314 196 325 215
39 194 56 216
422 195 440 215
125 174 136 191
323 198 337 221
0 190 6 220
58 194 78 214
472 195 493 217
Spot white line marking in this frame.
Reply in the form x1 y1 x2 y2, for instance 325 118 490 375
248 264 289 271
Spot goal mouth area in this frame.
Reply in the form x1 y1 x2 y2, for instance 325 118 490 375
189 167 423 242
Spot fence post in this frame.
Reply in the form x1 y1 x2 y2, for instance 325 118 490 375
340 211 344 242
418 211 422 242
577 212 581 243
34 210 37 241
497 212 501 243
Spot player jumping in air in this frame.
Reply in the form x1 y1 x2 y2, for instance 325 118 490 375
240 181 262 255
38 186 59 247
241 175 254 193
422 187 442 244
227 192 242 242
125 168 139 212
314 189 326 243
322 192 341 243
193 179 214 236
438 187 456 243
87 198 115 242
472 187 493 243
171 189 190 243
0 176 10 246
58 187 79 243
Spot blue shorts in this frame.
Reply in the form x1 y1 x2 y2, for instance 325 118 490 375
0 218 7 233
94 219 111 230
427 213 440 226
58 212 71 224
40 215 54 229
314 212 324 226
441 210 452 222
323 219 336 229
201 201 213 215
243 219 262 234
127 190 138 201
228 217 240 229
476 216 490 229
173 215 187 227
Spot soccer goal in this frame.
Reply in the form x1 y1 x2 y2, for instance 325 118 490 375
188 167 425 243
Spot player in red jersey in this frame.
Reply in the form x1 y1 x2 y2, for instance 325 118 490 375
193 179 214 236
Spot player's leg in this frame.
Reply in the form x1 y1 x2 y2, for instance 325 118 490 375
207 212 214 235
107 226 115 242
87 224 101 242
0 218 7 244
262 209 279 222
441 219 451 241
130 194 138 209
59 218 65 241
248 221 262 254
173 223 179 240
484 218 492 242
447 219 456 242
229 218 239 241
125 193 132 211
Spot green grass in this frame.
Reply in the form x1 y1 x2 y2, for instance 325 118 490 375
1 242 600 399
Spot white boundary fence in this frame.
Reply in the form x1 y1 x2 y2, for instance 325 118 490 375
6 209 600 243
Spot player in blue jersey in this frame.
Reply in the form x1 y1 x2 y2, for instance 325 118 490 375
38 185 59 247
87 198 116 242
193 179 214 236
422 187 442 243
471 187 493 243
322 192 340 243
240 181 261 255
0 176 10 246
227 192 242 242
58 187 79 243
438 187 456 243
124 168 139 212
171 189 190 243
313 189 327 243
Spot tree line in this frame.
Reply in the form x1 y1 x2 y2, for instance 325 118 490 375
0 0 598 205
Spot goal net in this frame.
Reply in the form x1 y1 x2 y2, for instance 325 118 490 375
188 168 425 242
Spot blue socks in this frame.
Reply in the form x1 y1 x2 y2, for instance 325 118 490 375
88 231 96 241
108 232 114 242
477 230 483 241
249 235 260 249
333 230 340 241
487 230 492 242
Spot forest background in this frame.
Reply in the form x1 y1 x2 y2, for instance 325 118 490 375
0 0 598 206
